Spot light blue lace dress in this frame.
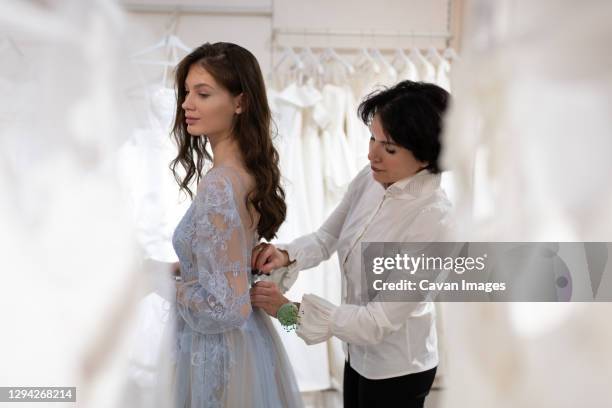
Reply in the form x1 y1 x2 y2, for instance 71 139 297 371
172 166 303 408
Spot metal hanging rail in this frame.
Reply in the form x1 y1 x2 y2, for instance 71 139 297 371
122 3 273 17
273 28 452 40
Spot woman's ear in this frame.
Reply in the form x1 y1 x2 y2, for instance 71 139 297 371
234 93 244 115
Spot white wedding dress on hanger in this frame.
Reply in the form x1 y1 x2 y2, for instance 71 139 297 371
314 83 357 210
268 82 332 392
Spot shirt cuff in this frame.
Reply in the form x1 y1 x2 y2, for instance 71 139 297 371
259 243 300 293
296 294 337 345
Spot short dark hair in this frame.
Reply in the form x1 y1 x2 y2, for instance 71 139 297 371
358 80 450 173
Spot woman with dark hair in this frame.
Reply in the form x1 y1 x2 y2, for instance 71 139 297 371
251 81 452 408
170 42 302 408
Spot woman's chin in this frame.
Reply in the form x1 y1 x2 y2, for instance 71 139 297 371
186 126 204 136
371 172 386 184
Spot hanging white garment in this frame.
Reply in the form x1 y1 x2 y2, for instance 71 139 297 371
350 58 398 100
306 59 363 389
314 83 357 210
117 87 189 262
320 57 370 172
116 87 190 404
435 58 452 92
315 82 364 390
268 83 332 392
410 49 436 83
269 83 316 239
300 79 326 229
397 58 420 82
344 87 371 171
125 292 173 406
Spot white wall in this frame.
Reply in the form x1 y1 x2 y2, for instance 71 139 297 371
122 0 457 79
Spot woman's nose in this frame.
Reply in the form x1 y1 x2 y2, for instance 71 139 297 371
368 144 381 163
181 94 193 110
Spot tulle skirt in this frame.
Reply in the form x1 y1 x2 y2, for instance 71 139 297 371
173 308 303 408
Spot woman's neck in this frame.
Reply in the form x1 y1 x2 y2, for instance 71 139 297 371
207 133 244 169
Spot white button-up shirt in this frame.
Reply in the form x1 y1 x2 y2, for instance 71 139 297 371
268 165 453 380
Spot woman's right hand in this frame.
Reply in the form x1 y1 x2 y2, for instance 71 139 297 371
251 243 290 275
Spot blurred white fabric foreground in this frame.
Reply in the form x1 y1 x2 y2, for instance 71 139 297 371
0 1 171 407
441 1 612 407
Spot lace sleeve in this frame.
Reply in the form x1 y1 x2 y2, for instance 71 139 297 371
176 172 252 334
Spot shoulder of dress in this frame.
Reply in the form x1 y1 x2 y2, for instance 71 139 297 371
198 167 237 191
194 169 237 206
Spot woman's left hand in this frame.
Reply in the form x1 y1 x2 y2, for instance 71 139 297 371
250 281 290 317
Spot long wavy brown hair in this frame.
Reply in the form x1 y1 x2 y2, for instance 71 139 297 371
170 42 286 241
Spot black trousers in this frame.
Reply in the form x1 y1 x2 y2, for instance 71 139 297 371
343 362 437 408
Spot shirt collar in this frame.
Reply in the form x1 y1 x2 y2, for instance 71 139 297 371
384 169 441 198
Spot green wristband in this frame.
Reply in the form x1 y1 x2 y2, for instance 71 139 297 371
277 302 299 332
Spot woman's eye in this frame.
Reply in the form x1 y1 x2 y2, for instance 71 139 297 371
199 94 209 98
385 148 396 154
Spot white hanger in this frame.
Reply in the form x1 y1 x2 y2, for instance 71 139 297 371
391 48 408 71
131 34 191 63
409 46 435 82
299 47 325 76
443 47 460 62
426 46 445 66
320 47 355 75
355 47 381 74
370 48 396 78
130 8 191 66
409 46 429 65
274 46 304 71
391 48 419 81
131 34 192 88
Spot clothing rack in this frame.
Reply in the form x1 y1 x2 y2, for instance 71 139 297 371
271 45 452 54
122 3 273 17
273 28 452 40
271 28 454 56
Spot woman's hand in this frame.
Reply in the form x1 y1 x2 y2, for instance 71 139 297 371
251 243 291 275
175 278 198 306
171 262 181 277
250 281 290 317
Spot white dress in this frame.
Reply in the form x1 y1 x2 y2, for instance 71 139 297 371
268 83 318 239
119 87 191 404
314 83 357 210
268 83 333 391
396 58 420 82
118 86 190 262
299 80 326 229
412 54 436 83
434 58 452 92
